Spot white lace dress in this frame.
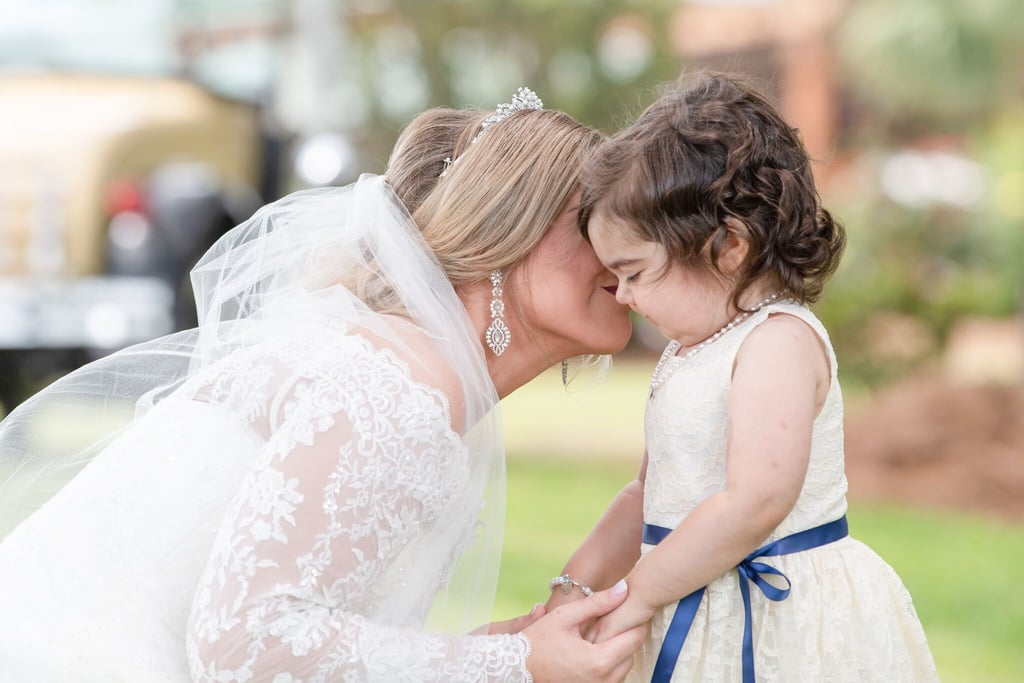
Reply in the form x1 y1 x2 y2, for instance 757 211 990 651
0 326 531 682
627 303 938 682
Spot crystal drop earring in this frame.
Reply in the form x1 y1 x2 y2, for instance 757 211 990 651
485 270 511 356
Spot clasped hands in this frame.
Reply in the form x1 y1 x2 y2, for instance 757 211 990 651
546 579 656 644
486 580 651 683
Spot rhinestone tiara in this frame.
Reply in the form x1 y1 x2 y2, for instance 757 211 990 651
441 86 543 177
471 86 544 145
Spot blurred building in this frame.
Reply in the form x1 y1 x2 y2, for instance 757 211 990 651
668 0 851 180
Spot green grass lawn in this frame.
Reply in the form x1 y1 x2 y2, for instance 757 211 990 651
497 360 1024 682
498 455 1024 682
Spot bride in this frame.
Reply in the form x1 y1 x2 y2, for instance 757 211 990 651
0 89 644 681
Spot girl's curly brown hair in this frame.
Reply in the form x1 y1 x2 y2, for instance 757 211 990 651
580 70 846 308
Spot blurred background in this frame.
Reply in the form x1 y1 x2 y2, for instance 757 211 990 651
0 0 1021 679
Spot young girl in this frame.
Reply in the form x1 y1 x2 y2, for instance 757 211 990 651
547 71 939 681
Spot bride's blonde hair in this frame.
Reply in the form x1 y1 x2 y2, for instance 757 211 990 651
411 108 602 288
364 105 601 317
386 108 487 215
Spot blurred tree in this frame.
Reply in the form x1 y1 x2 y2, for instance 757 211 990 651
836 0 1024 137
820 0 1024 386
331 0 679 168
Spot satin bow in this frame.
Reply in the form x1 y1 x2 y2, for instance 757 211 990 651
642 516 849 683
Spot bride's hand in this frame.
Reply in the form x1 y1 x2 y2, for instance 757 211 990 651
485 603 546 635
584 594 655 644
524 580 645 683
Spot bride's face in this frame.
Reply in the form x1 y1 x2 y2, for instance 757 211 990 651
510 193 632 358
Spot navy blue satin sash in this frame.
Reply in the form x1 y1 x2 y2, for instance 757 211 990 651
641 515 848 683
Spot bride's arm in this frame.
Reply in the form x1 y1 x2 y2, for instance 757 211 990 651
185 358 533 682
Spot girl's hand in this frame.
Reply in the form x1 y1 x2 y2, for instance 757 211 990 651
525 581 645 683
585 594 656 644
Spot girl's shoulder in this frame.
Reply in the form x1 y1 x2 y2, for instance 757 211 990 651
744 303 832 349
735 303 837 379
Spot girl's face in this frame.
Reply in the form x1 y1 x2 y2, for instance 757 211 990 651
587 212 734 347
512 194 633 358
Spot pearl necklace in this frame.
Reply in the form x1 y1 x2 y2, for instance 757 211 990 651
649 292 785 398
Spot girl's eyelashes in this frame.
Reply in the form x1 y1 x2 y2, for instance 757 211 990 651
625 272 641 284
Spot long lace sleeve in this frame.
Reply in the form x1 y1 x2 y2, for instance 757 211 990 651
184 338 531 682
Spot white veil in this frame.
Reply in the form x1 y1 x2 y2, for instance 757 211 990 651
0 173 505 635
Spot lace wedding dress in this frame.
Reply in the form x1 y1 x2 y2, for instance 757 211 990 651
0 176 532 682
627 302 939 682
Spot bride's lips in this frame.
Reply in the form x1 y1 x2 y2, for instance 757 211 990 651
602 285 618 295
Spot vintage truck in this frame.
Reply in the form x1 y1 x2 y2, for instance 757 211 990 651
0 0 354 409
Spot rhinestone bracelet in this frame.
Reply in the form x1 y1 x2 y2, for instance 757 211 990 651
549 572 593 597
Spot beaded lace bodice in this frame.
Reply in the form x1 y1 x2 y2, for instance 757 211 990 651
0 324 531 682
643 303 849 540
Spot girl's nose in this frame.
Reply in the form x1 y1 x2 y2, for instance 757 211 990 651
615 283 630 306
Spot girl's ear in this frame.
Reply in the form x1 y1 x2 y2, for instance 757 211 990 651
718 217 750 275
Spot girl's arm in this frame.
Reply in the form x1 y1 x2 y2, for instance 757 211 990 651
545 452 648 611
593 314 831 638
